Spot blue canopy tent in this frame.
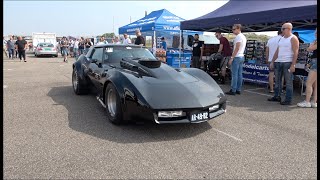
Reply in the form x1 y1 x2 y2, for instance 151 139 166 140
181 0 317 34
119 9 201 49
119 9 202 67
119 9 200 35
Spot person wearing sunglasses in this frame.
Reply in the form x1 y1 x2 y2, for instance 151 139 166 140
268 23 300 105
226 24 247 95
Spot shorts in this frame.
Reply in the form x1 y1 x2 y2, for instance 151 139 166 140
62 49 68 56
268 62 274 72
310 58 317 71
221 56 230 71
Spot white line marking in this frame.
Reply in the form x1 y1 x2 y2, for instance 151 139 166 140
211 127 243 142
3 85 8 89
7 69 13 71
60 65 64 66
245 87 265 91
244 89 273 97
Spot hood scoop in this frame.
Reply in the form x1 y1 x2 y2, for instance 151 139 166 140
138 60 161 68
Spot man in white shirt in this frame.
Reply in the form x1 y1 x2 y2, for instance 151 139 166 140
122 34 131 45
96 36 108 45
73 39 79 60
226 24 247 95
265 30 283 93
268 23 299 105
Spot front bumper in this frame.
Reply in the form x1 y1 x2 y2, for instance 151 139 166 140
37 51 58 56
153 102 227 124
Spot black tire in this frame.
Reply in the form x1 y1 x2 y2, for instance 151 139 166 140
105 83 123 125
54 55 58 57
72 68 89 95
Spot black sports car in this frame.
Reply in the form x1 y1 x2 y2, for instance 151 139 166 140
72 44 226 124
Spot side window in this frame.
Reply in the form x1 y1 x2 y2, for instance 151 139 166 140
91 48 103 62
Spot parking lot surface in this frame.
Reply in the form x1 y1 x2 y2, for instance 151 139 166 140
3 54 317 179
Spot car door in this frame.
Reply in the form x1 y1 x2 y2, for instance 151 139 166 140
88 47 104 93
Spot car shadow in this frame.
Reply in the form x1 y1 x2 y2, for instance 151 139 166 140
47 86 212 143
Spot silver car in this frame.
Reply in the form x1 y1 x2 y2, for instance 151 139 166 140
34 43 58 57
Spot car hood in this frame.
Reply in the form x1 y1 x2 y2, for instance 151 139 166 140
123 65 225 109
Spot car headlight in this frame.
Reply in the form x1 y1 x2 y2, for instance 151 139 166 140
209 105 219 112
158 111 184 118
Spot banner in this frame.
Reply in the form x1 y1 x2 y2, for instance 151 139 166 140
243 63 269 84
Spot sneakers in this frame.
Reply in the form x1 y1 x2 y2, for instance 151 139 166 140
280 101 292 105
236 91 241 95
268 96 281 102
297 100 311 108
225 90 236 95
311 101 317 108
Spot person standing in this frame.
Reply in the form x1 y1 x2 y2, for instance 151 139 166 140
6 36 15 59
265 30 283 93
160 37 167 51
85 38 92 53
268 23 299 105
3 36 8 58
78 37 85 55
122 33 131 45
297 28 317 108
113 36 121 44
226 24 247 95
134 30 145 46
293 32 305 44
73 39 79 60
96 36 107 45
215 30 232 84
191 34 203 69
15 36 28 62
60 37 69 62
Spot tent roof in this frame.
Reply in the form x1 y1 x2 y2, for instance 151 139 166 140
181 0 317 32
119 9 185 34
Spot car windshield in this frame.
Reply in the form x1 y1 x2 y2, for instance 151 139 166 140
104 46 156 64
40 43 54 47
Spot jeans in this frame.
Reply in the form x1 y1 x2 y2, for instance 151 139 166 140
8 49 14 59
79 49 84 55
73 48 78 60
274 62 294 102
192 56 201 68
85 48 90 54
230 56 245 92
310 58 317 71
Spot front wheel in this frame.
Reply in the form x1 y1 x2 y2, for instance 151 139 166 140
105 83 123 125
72 68 89 95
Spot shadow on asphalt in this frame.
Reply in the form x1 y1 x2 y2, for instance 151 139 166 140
47 86 212 143
220 83 303 112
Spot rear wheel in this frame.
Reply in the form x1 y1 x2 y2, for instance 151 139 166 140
72 68 89 95
105 83 123 125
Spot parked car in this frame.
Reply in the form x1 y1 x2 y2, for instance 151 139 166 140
72 44 227 125
34 43 58 57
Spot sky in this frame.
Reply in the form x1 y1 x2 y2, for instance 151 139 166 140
4 1 232 37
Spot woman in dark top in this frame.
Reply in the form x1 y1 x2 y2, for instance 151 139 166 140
78 37 85 55
297 28 317 108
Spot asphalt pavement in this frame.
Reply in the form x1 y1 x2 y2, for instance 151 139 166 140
3 54 317 179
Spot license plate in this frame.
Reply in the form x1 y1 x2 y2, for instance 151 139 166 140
45 48 51 51
190 111 209 122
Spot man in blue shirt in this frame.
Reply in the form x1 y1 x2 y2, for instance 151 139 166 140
160 37 167 51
